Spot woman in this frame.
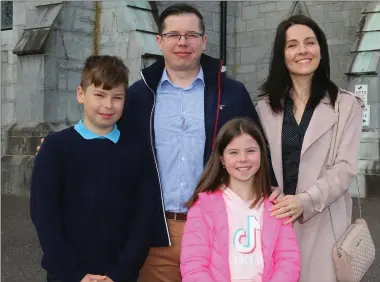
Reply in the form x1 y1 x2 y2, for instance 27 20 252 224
256 15 363 282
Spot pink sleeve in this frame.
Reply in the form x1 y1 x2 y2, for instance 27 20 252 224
270 221 301 282
180 199 214 282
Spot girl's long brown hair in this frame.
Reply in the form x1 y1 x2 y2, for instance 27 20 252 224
186 117 272 208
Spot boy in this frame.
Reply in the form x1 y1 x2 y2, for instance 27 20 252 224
30 55 160 282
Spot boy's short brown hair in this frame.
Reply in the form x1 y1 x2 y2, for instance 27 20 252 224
80 55 129 90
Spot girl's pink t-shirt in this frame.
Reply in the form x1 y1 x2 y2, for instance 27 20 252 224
222 188 264 282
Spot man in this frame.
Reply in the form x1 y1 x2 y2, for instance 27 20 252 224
120 3 278 282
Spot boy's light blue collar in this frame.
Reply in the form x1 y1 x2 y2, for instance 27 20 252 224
74 120 120 143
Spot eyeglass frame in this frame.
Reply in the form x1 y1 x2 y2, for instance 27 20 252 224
160 32 205 41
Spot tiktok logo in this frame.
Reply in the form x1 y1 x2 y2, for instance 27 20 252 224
233 216 261 254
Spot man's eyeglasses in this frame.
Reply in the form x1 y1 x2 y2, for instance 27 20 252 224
161 32 204 42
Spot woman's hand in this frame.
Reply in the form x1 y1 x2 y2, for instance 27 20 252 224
270 195 303 224
269 186 285 203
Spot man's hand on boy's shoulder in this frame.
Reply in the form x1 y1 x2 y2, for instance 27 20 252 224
81 274 112 282
36 138 44 155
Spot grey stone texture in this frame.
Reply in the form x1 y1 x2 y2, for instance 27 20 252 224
1 1 380 197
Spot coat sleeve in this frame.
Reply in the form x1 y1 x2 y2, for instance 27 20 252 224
270 220 301 282
180 199 214 282
240 86 278 187
298 98 363 222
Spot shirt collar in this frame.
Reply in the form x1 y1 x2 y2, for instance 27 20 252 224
74 120 120 143
158 67 205 89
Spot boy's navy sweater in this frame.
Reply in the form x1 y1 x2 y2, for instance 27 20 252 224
30 127 160 282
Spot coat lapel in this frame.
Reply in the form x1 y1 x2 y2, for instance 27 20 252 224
269 111 284 190
301 97 338 157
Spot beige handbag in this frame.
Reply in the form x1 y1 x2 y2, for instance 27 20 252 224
327 93 375 282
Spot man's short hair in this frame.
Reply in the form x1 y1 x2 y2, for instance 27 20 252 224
80 55 129 90
159 3 205 35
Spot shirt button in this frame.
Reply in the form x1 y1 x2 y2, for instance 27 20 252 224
180 182 185 187
181 157 185 161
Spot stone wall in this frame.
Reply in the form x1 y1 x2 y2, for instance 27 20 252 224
1 30 16 157
155 1 367 99
43 1 94 124
233 1 366 98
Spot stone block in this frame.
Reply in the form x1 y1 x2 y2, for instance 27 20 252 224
68 1 95 10
58 58 84 71
236 64 256 74
62 32 92 60
1 51 8 63
322 21 346 39
202 11 214 31
256 63 269 81
350 9 363 27
100 9 117 34
1 155 34 196
8 51 15 65
226 15 235 35
252 29 276 45
235 2 243 18
100 43 129 58
236 32 253 47
325 10 350 24
226 47 237 66
226 33 235 48
241 44 269 64
236 19 246 33
265 15 285 30
227 2 238 18
13 2 27 26
72 10 94 34
207 30 219 45
242 5 259 20
235 73 255 83
67 95 82 122
1 64 16 84
67 71 81 91
58 3 75 31
308 5 325 22
277 1 294 12
246 18 266 31
327 37 344 45
44 92 68 122
212 12 221 32
259 3 277 14
204 43 220 58
194 2 219 13
58 71 68 91
7 137 26 155
1 102 16 126
323 2 343 12
2 85 15 102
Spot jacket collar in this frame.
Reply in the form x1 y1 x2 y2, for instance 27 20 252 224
140 54 222 93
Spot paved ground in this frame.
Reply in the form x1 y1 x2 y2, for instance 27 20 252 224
2 194 380 282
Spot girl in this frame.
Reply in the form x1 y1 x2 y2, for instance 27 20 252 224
180 117 300 282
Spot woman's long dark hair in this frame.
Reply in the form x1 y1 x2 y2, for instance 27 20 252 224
186 117 272 208
259 15 338 113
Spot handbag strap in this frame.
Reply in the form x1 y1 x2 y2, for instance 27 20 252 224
327 93 362 244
